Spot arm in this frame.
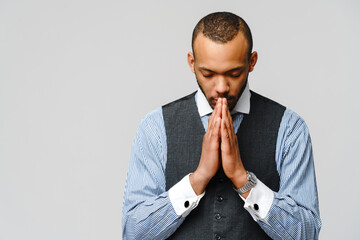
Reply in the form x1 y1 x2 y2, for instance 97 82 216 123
219 98 321 239
122 109 182 239
242 109 322 239
122 108 203 239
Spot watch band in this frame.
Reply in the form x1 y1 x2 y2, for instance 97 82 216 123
233 171 257 194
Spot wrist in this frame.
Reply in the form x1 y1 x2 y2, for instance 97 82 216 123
189 170 210 195
233 171 258 199
230 170 248 189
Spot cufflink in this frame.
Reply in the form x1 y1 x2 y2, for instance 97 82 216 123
254 203 259 211
184 200 189 208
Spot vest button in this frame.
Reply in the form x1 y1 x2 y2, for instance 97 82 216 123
214 213 222 220
214 234 222 240
217 196 224 202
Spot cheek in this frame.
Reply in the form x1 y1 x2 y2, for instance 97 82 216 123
229 78 247 95
197 77 215 93
229 80 242 91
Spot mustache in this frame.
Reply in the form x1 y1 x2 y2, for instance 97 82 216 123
209 96 236 103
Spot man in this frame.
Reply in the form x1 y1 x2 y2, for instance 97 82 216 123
122 12 321 239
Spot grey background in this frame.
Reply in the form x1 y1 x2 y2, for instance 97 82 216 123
0 0 359 239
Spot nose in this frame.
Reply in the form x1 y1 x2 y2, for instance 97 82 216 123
215 76 230 96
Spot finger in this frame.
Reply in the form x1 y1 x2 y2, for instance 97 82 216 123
215 98 222 119
214 101 222 136
212 117 221 143
208 100 217 130
221 98 227 122
222 99 233 138
221 117 231 152
209 99 222 130
223 98 234 131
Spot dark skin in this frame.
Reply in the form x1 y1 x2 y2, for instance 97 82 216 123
187 32 258 199
189 98 250 198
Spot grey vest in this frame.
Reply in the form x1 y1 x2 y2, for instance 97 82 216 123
162 91 285 240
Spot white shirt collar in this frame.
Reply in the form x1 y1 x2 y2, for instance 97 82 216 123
196 81 251 117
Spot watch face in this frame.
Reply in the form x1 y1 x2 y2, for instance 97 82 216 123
233 172 257 194
248 172 257 184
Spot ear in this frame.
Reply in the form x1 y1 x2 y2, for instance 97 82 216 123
249 51 258 72
187 51 195 73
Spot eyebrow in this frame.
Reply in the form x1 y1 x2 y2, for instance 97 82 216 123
198 66 245 74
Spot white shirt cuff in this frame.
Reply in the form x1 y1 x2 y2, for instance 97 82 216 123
168 174 205 217
238 178 274 224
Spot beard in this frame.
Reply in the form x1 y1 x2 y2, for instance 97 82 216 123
194 72 248 111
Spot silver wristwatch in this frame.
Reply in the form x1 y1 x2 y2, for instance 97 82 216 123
233 171 257 194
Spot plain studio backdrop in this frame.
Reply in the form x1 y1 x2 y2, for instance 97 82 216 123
0 0 359 239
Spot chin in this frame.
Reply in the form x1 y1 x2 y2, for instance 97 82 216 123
227 99 234 108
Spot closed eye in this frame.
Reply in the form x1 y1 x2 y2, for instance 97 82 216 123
230 73 241 78
227 70 242 78
203 74 214 78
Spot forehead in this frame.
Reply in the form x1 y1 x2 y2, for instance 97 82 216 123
193 33 249 70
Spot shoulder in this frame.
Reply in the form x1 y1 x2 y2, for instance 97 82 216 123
274 108 314 175
250 91 286 111
277 108 312 157
141 107 164 124
162 92 197 109
139 91 197 132
134 107 167 147
281 108 309 137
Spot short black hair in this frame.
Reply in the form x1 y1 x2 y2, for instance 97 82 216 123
192 12 253 59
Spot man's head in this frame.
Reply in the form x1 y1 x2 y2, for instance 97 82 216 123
188 12 257 110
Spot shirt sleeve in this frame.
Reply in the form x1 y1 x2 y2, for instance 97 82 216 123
240 179 274 224
122 108 203 240
237 109 322 239
168 174 205 217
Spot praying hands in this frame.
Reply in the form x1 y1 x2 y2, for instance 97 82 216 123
190 98 250 198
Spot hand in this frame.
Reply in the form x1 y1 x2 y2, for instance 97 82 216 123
190 98 222 195
220 98 248 192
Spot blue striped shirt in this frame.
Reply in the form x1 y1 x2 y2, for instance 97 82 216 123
122 91 321 239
